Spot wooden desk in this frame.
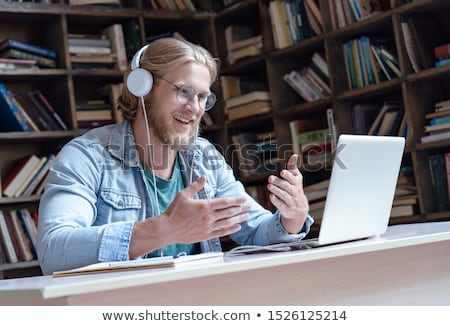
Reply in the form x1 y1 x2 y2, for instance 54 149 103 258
1 221 450 306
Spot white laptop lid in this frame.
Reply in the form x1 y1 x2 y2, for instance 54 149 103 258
317 134 405 245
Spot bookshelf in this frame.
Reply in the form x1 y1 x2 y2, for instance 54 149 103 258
1 0 450 278
0 0 220 278
214 0 450 235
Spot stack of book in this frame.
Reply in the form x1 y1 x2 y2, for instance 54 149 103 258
0 83 67 132
225 25 263 65
421 99 450 143
76 99 114 129
69 33 114 70
0 37 58 68
224 90 271 122
283 52 331 102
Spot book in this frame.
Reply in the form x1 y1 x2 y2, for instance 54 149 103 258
0 57 38 70
1 154 41 198
311 52 329 78
67 34 111 48
304 0 324 35
0 48 57 68
7 210 34 261
227 100 271 121
227 43 263 65
69 0 121 5
429 153 450 212
403 13 446 71
269 0 290 49
121 18 142 61
220 76 268 100
435 58 450 67
0 211 18 263
421 130 450 143
12 91 49 131
283 70 322 102
390 204 415 218
0 83 32 132
34 90 68 130
69 45 111 55
434 42 450 60
9 92 40 132
225 90 271 110
52 252 224 277
76 109 113 121
13 155 48 197
225 25 256 50
376 108 402 136
368 100 402 135
289 118 323 155
352 102 382 134
17 209 38 257
445 152 450 204
100 24 128 71
27 91 64 130
21 154 56 197
0 37 58 60
97 83 124 123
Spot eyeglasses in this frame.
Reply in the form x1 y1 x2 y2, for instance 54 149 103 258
158 76 216 111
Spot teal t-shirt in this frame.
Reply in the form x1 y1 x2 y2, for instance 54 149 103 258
143 156 200 258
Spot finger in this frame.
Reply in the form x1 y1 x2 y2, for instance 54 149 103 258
182 175 207 198
212 213 249 234
286 154 300 175
210 196 248 211
214 203 251 220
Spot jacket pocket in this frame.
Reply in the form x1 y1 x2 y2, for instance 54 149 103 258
97 188 142 222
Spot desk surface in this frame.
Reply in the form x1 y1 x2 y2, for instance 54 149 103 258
1 221 450 305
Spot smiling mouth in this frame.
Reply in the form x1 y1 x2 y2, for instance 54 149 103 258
174 115 192 125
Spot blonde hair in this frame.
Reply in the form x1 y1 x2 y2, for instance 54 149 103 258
117 37 220 120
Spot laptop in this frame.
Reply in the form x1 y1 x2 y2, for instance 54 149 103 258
227 134 406 255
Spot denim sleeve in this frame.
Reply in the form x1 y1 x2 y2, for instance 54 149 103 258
37 142 133 275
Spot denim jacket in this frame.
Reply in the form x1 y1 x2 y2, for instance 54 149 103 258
37 121 313 275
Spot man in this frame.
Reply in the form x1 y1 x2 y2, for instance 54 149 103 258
37 37 313 275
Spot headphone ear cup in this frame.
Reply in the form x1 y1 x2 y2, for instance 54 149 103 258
127 68 154 97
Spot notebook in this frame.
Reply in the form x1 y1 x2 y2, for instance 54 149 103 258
227 134 406 255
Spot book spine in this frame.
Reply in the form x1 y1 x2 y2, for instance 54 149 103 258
27 91 62 130
21 154 55 197
101 24 129 71
0 83 32 132
7 38 58 59
435 58 450 67
35 91 68 130
0 211 19 263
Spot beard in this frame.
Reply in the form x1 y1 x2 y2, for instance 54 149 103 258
144 94 200 150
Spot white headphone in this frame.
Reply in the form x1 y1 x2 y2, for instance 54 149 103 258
127 44 154 97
